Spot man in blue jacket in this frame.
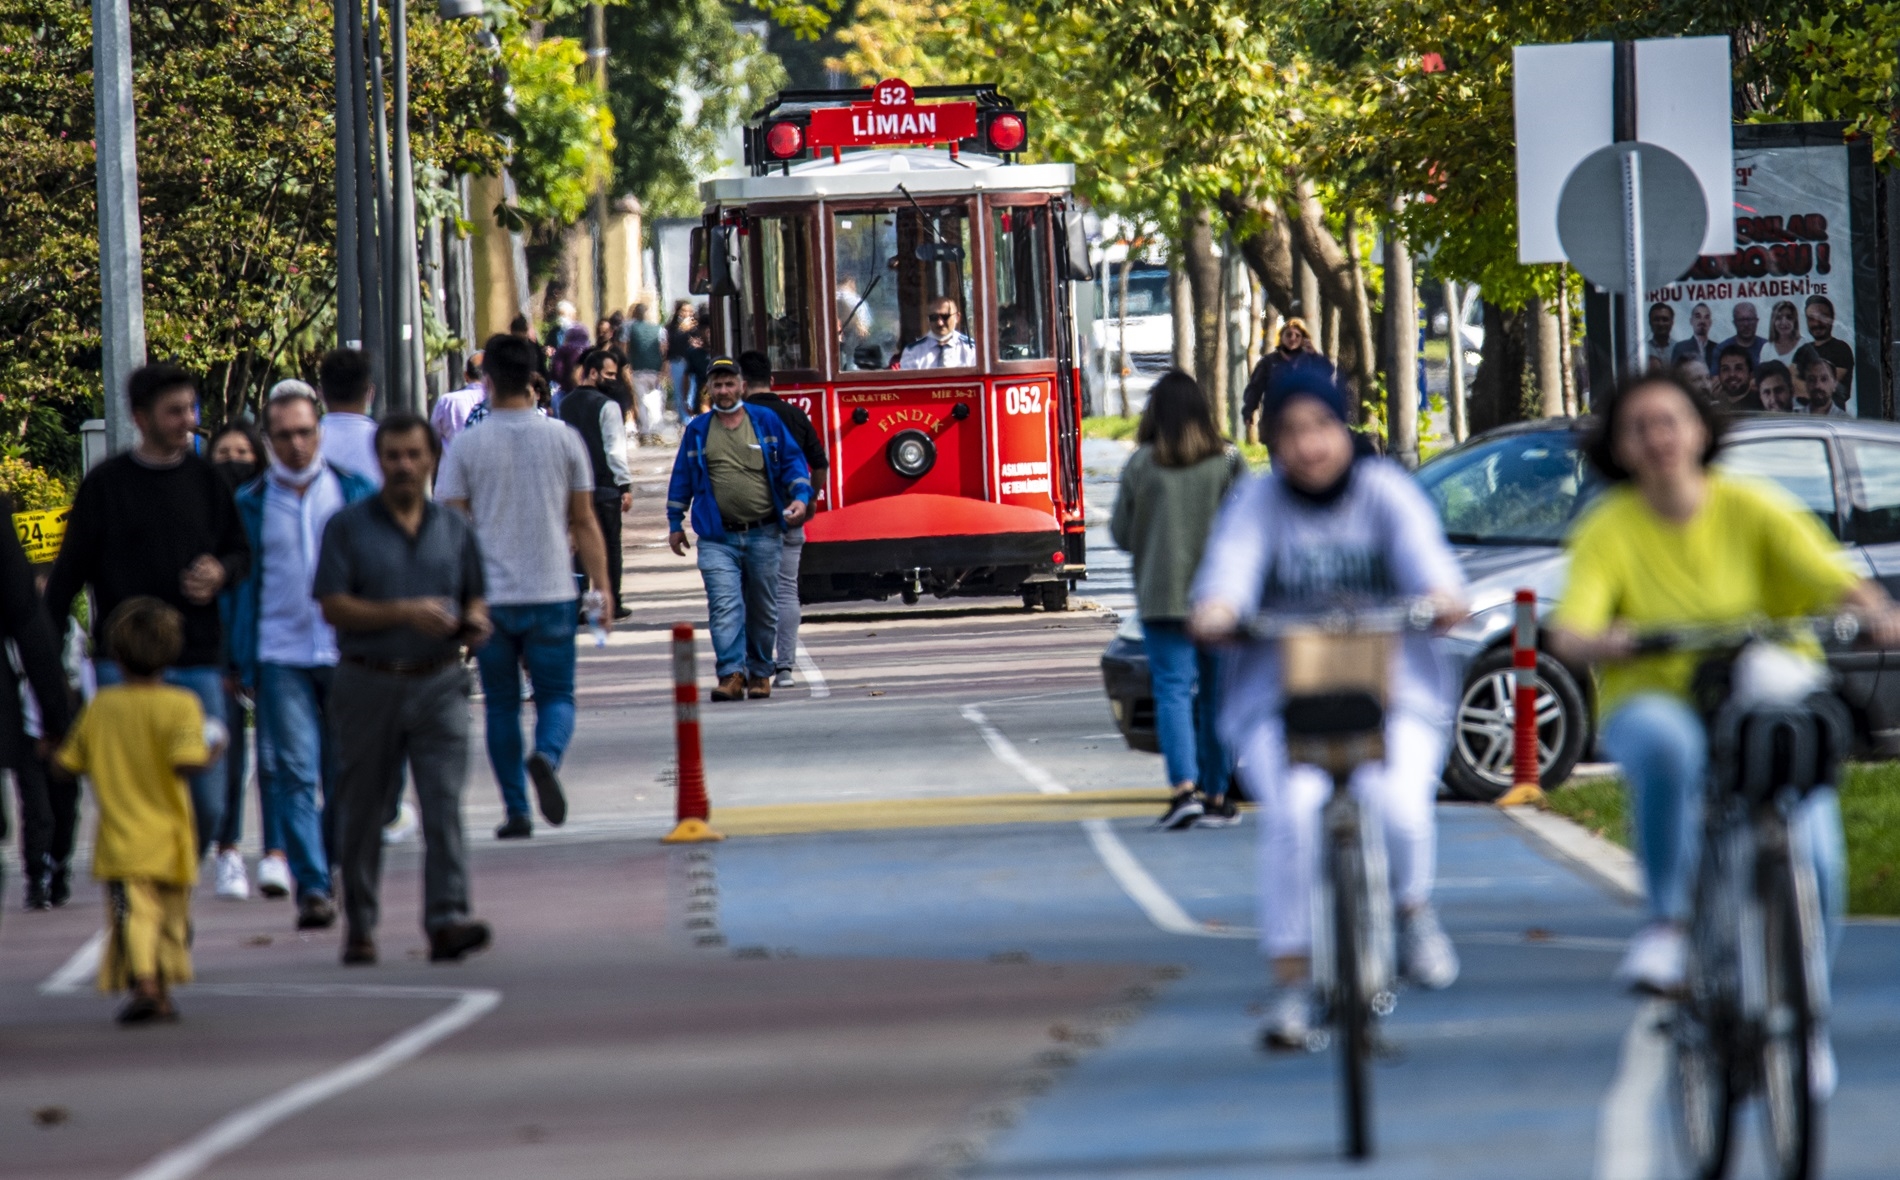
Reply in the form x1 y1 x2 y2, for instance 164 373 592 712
228 388 378 929
666 357 812 701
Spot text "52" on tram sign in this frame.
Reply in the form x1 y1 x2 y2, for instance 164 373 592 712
807 79 978 150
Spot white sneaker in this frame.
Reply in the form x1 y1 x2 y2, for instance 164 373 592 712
1614 923 1686 994
213 850 250 901
255 854 293 899
1401 904 1459 990
1259 987 1314 1051
774 668 795 688
384 799 418 845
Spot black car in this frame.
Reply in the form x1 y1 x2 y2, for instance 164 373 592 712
1102 413 1900 799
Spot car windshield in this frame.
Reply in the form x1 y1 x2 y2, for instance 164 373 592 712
1417 430 1598 544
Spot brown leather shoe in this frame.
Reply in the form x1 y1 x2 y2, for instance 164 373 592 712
341 937 377 966
710 672 747 702
747 675 772 699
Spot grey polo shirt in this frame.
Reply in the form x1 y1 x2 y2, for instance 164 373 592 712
313 496 486 663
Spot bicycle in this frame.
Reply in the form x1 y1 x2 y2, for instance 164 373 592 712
1629 617 1856 1180
1246 600 1435 1161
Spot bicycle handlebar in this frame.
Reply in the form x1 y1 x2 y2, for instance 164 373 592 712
1628 614 1862 656
1242 599 1438 642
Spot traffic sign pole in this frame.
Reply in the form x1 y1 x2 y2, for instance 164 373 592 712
1620 149 1646 382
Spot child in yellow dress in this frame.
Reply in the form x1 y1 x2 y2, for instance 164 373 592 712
56 598 219 1024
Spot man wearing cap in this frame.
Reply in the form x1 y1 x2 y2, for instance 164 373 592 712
898 298 977 369
228 383 379 930
665 358 813 701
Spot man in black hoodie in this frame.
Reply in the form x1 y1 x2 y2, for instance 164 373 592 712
46 363 251 857
557 348 634 618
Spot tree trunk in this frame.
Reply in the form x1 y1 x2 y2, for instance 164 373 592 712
1170 260 1193 373
1384 214 1419 468
1284 175 1377 414
1530 296 1565 418
1216 191 1297 316
1469 301 1530 434
1445 281 1467 442
1181 201 1223 415
1298 254 1321 328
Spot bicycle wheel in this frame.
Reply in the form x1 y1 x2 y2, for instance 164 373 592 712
1673 826 1738 1179
1330 823 1373 1160
1758 847 1822 1180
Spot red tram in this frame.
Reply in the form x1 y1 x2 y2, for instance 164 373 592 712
691 81 1093 609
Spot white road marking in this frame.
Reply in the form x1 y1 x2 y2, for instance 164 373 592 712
38 932 500 1180
40 929 105 994
1461 931 1627 952
963 699 1249 939
794 640 830 699
1594 999 1669 1180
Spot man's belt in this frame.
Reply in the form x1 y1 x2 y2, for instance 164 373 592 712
341 654 458 677
721 515 778 533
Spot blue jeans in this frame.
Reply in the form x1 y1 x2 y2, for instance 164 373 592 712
670 358 696 418
697 530 782 678
96 662 227 858
475 601 578 819
1602 693 1846 951
1140 620 1229 795
257 663 335 899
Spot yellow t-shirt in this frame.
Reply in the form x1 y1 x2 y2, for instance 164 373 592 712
56 683 209 885
1552 474 1861 715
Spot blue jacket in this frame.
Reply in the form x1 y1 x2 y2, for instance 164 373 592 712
223 463 379 688
667 405 813 540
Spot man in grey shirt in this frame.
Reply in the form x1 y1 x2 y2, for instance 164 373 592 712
436 333 610 840
315 413 492 968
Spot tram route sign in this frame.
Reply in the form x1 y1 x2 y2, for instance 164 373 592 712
806 78 978 150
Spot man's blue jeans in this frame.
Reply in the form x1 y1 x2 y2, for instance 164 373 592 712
257 663 336 900
1140 620 1229 794
475 601 578 819
697 530 782 678
96 662 227 858
1602 692 1846 953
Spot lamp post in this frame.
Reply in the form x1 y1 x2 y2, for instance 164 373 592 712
94 0 145 454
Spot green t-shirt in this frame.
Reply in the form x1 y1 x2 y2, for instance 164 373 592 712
705 412 775 525
620 320 665 372
1552 474 1860 714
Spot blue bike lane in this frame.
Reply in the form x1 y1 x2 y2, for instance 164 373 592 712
710 808 1900 1179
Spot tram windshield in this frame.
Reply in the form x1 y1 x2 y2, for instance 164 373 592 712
991 205 1052 361
832 205 974 371
737 215 816 372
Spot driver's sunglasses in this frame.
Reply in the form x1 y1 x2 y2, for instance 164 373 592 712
929 313 955 324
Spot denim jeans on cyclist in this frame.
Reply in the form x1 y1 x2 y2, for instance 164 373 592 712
1141 621 1228 794
1602 692 1846 954
97 661 227 858
258 663 335 900
474 601 578 820
697 529 782 679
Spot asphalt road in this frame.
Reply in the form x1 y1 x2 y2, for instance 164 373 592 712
3 438 1896 1179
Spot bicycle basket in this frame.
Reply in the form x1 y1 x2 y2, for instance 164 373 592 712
1282 630 1391 738
1709 693 1851 804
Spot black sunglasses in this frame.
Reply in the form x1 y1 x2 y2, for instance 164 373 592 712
929 312 955 323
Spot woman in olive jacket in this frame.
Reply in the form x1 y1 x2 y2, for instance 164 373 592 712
1110 370 1246 829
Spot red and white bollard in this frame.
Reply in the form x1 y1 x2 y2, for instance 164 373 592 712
662 623 724 843
1496 588 1546 808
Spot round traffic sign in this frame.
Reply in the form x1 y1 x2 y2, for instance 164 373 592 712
1556 142 1707 292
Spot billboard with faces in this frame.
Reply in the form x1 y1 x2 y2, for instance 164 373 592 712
1638 126 1880 418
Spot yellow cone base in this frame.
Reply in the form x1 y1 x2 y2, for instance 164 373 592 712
1495 782 1547 808
662 817 726 844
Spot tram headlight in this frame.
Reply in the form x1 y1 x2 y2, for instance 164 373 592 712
764 121 804 160
985 112 1027 153
887 429 937 479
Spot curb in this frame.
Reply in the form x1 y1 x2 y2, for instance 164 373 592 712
1499 804 1644 903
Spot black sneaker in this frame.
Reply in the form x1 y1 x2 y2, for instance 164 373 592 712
495 814 533 840
429 919 492 963
296 894 337 931
1156 790 1204 830
526 752 567 826
47 861 71 907
1195 796 1241 828
23 870 50 911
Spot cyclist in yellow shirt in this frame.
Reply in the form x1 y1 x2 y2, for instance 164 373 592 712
1548 374 1900 994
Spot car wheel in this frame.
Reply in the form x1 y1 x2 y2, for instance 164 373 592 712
1443 647 1589 802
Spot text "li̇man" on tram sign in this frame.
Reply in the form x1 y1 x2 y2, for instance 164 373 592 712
806 79 979 150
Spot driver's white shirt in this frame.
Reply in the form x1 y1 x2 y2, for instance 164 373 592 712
899 332 976 369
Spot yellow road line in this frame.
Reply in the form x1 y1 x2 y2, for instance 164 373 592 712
712 788 1175 836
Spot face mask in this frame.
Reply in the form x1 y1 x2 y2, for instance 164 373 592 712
214 460 256 489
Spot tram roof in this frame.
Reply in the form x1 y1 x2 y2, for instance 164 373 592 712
700 149 1076 205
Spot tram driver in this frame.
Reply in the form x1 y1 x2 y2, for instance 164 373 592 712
898 298 977 369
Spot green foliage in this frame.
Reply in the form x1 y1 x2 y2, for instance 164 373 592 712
0 455 73 511
501 31 615 224
0 0 504 473
1775 4 1900 160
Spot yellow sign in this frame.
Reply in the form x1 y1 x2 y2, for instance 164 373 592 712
14 506 69 564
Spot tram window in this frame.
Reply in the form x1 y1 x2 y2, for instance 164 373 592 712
832 205 974 371
737 216 815 371
991 206 1051 361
